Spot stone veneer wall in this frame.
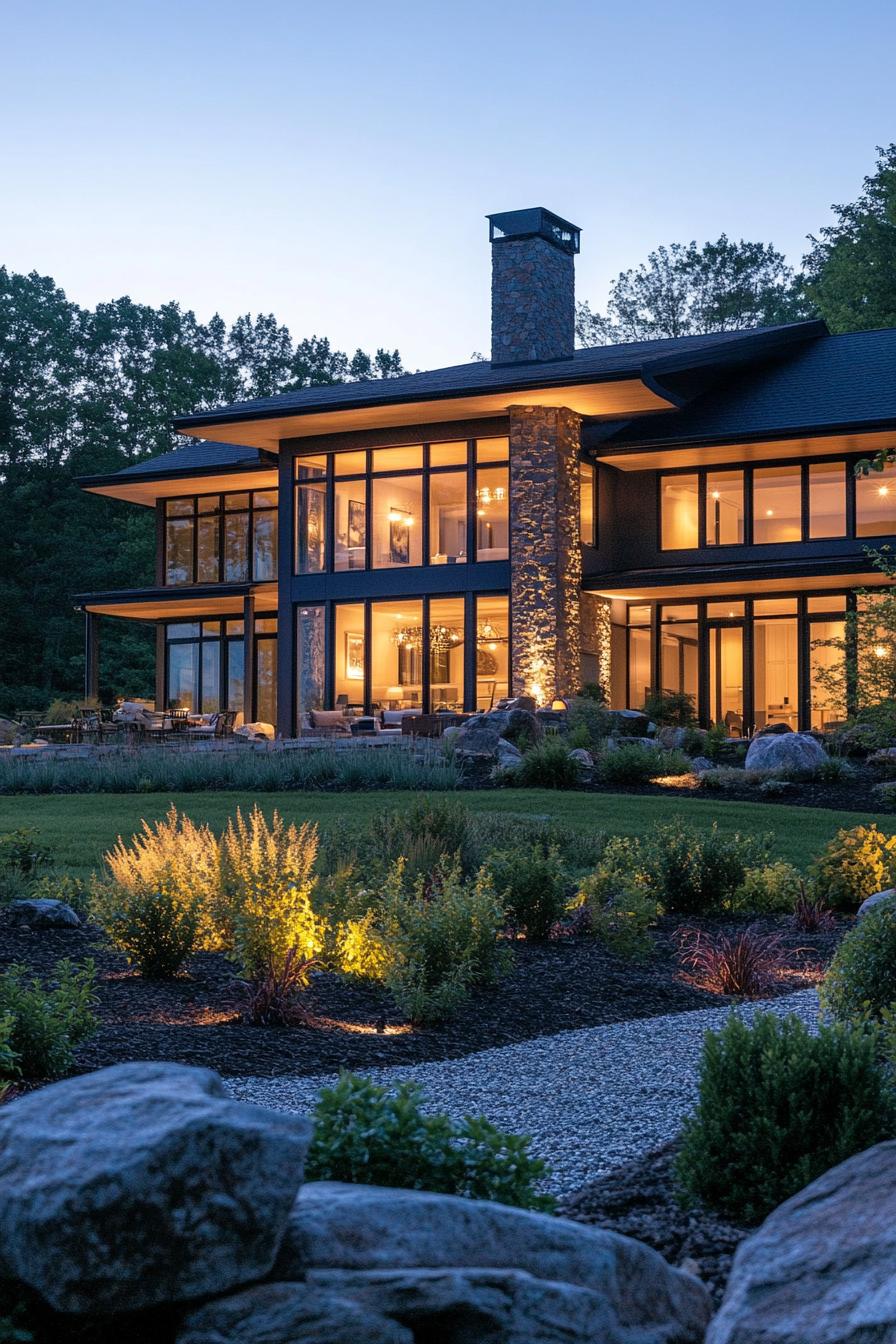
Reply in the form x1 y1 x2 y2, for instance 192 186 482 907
491 236 575 364
580 592 612 698
509 405 583 701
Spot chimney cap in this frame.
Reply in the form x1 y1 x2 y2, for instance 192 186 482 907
487 207 580 255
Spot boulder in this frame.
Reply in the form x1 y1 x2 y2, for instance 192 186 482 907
858 887 896 918
691 756 715 773
275 1182 711 1340
754 721 793 736
657 726 690 750
306 1267 624 1343
0 716 22 745
484 706 542 746
494 738 523 771
7 898 81 929
569 747 594 769
744 732 827 773
708 1141 896 1344
451 716 502 758
177 1282 412 1344
607 709 651 736
0 1061 312 1314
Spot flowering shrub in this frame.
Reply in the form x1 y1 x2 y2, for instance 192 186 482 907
306 1071 552 1210
733 862 803 914
809 823 896 910
676 1012 895 1223
221 805 325 981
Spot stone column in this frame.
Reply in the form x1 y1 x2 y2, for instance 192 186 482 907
580 592 612 698
508 405 582 702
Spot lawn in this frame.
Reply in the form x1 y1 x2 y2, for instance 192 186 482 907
0 788 884 877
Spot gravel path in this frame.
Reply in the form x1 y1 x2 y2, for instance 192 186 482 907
228 989 820 1196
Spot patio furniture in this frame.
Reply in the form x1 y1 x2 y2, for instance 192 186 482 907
187 710 236 739
350 716 379 736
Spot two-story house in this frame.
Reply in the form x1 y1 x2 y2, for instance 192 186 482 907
76 207 896 737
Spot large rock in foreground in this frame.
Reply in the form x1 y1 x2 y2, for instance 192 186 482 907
708 1141 896 1343
275 1182 711 1340
178 1282 413 1343
0 1061 312 1314
744 731 827 773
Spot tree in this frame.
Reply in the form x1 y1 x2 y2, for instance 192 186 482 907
0 268 404 713
803 144 896 335
576 235 812 346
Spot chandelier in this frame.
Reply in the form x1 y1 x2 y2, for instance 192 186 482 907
393 624 462 652
476 621 507 652
475 485 506 509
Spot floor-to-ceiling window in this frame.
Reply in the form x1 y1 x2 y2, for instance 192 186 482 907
430 597 465 709
808 596 847 731
475 595 509 710
753 598 798 730
659 605 699 709
371 600 424 708
334 602 366 708
254 617 277 726
627 605 652 709
165 619 248 715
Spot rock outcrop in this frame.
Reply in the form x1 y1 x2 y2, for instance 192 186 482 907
744 731 827 773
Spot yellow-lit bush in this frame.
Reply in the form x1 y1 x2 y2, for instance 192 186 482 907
103 806 221 948
809 823 896 911
221 804 325 978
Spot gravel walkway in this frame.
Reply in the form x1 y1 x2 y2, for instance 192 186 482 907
228 989 820 1196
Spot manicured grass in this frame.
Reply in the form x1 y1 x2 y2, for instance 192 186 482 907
0 789 885 877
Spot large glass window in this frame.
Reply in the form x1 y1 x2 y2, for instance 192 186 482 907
705 471 744 546
296 606 325 724
708 625 744 735
580 461 596 546
660 474 699 549
334 603 365 708
165 490 277 586
372 476 423 568
475 467 509 560
475 595 509 710
167 641 199 710
429 473 467 563
753 615 798 731
753 467 801 543
809 462 846 538
856 472 896 537
225 622 245 715
660 605 698 711
254 633 277 727
627 606 652 710
165 621 219 712
810 620 846 731
295 460 327 574
430 597 465 709
334 479 367 571
371 600 423 708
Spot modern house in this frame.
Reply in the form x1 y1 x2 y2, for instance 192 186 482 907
76 207 896 738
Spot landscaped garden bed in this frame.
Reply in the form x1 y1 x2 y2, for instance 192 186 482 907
0 903 841 1080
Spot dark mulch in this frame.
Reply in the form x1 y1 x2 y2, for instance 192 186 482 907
559 1142 749 1305
0 910 843 1081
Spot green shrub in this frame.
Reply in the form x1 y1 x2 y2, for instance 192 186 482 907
573 874 658 960
0 1013 18 1099
810 823 896 911
676 1011 895 1223
579 681 607 704
375 795 470 878
486 843 569 940
91 883 204 978
464 814 607 877
0 960 97 1079
875 781 896 810
0 828 48 876
514 738 581 789
820 904 896 1023
704 721 729 761
104 806 222 948
306 1071 551 1210
595 743 662 785
733 862 804 914
642 690 697 727
378 857 509 1025
643 821 769 914
566 695 613 747
222 805 325 979
566 723 593 752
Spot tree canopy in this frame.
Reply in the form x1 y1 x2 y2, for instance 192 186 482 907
0 268 403 713
576 235 812 346
803 143 896 335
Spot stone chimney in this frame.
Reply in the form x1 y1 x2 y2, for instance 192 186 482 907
488 207 580 366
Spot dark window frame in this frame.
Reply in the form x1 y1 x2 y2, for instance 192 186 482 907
163 490 278 586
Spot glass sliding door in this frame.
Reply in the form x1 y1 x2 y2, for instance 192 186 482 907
371 600 423 708
659 605 698 712
475 595 509 710
708 624 745 735
429 597 465 710
334 603 365 709
810 618 847 730
753 605 798 731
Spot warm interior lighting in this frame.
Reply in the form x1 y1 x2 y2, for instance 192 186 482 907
765 508 774 516
875 644 890 659
879 485 890 497
711 490 720 500
387 510 414 525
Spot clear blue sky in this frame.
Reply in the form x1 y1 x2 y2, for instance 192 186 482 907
3 0 893 369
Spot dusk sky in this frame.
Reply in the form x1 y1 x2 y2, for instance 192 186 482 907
3 0 893 371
